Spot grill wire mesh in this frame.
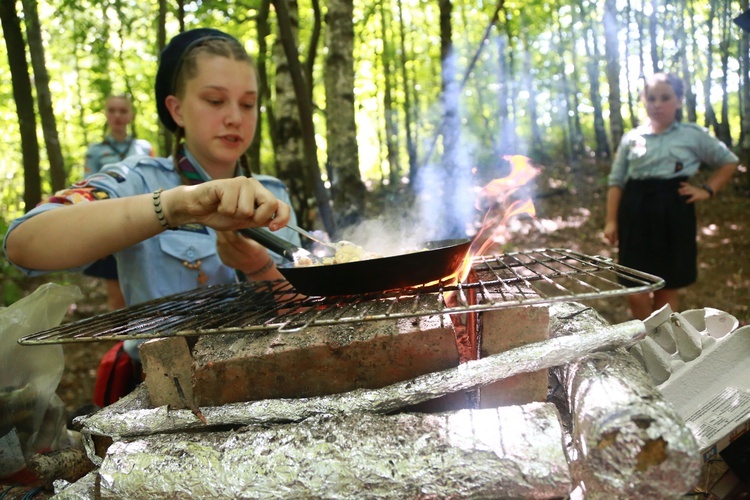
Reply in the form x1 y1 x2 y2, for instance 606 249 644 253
19 248 663 345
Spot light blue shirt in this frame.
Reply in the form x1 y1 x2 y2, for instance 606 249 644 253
4 151 301 361
608 121 739 188
84 135 154 174
5 151 300 307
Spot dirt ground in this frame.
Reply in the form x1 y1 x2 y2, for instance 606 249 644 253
10 158 748 422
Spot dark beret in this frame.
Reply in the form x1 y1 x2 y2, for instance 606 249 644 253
736 10 750 32
155 28 237 132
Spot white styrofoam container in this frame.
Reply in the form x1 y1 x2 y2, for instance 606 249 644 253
631 307 749 462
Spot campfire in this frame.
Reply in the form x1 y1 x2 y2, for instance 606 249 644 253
12 157 707 497
17 249 705 497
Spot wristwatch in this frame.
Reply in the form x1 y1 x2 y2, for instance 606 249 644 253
701 184 714 198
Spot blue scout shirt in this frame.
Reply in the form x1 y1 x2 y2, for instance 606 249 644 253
5 150 301 308
5 151 301 361
84 135 154 174
608 121 739 188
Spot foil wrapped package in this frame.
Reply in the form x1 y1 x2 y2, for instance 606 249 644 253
96 404 570 499
77 318 645 439
548 302 702 497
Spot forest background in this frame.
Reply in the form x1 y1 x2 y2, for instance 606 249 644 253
1 0 749 328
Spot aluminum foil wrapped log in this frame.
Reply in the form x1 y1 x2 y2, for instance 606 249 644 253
53 470 99 499
548 302 702 496
77 319 645 439
94 404 571 499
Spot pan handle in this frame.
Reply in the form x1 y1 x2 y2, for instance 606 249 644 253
237 227 298 262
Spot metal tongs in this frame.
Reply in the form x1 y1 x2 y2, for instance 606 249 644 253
286 223 361 253
285 223 337 250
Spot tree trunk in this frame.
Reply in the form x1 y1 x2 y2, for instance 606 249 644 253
380 0 401 188
703 0 719 134
438 0 467 240
20 0 66 192
567 7 586 159
496 32 517 156
739 0 750 155
273 0 335 236
305 0 322 102
679 0 697 123
0 0 42 211
273 0 313 227
603 0 624 152
396 0 417 184
157 0 170 156
649 0 660 72
624 0 639 129
580 1 610 159
522 35 544 160
555 11 577 161
325 0 366 229
716 2 732 147
251 0 276 176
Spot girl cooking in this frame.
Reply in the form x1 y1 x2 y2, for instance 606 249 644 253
4 28 296 361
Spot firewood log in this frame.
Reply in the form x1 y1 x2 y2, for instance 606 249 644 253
27 447 96 489
548 302 702 497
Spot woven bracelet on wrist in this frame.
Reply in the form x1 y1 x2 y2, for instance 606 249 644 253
701 184 715 198
246 258 274 278
152 188 173 229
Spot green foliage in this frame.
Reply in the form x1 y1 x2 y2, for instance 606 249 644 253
0 217 24 306
0 0 746 213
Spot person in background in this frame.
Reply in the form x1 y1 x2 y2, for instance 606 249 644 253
84 95 154 175
604 73 739 320
83 95 155 310
3 27 299 369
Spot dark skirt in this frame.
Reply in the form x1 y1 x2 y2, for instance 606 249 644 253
617 177 696 289
83 254 119 280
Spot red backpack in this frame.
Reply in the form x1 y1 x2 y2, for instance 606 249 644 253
93 342 138 407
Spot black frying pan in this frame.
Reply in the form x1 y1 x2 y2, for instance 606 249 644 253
239 228 471 296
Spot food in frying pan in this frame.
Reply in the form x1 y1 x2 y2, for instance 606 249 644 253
294 241 383 267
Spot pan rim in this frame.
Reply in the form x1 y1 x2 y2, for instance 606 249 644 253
277 238 471 271
276 238 472 296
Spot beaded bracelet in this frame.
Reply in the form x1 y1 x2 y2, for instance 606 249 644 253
152 188 173 229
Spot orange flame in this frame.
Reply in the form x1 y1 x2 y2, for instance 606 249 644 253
457 155 540 283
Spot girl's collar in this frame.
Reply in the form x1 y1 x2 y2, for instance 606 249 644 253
640 120 680 136
105 133 131 144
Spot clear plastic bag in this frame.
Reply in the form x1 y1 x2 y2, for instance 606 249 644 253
0 283 83 478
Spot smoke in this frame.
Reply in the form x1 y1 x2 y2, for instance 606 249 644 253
334 35 543 252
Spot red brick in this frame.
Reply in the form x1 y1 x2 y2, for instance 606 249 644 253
479 305 550 407
192 315 460 406
140 337 194 408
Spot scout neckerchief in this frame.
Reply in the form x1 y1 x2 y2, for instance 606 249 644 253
102 136 135 160
173 148 247 286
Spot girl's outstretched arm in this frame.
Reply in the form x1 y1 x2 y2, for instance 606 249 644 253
5 177 289 271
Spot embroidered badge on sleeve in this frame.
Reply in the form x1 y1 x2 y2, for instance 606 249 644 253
44 187 111 206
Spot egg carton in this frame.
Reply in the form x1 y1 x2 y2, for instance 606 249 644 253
630 305 750 462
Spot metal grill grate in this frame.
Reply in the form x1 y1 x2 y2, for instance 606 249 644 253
19 248 663 345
